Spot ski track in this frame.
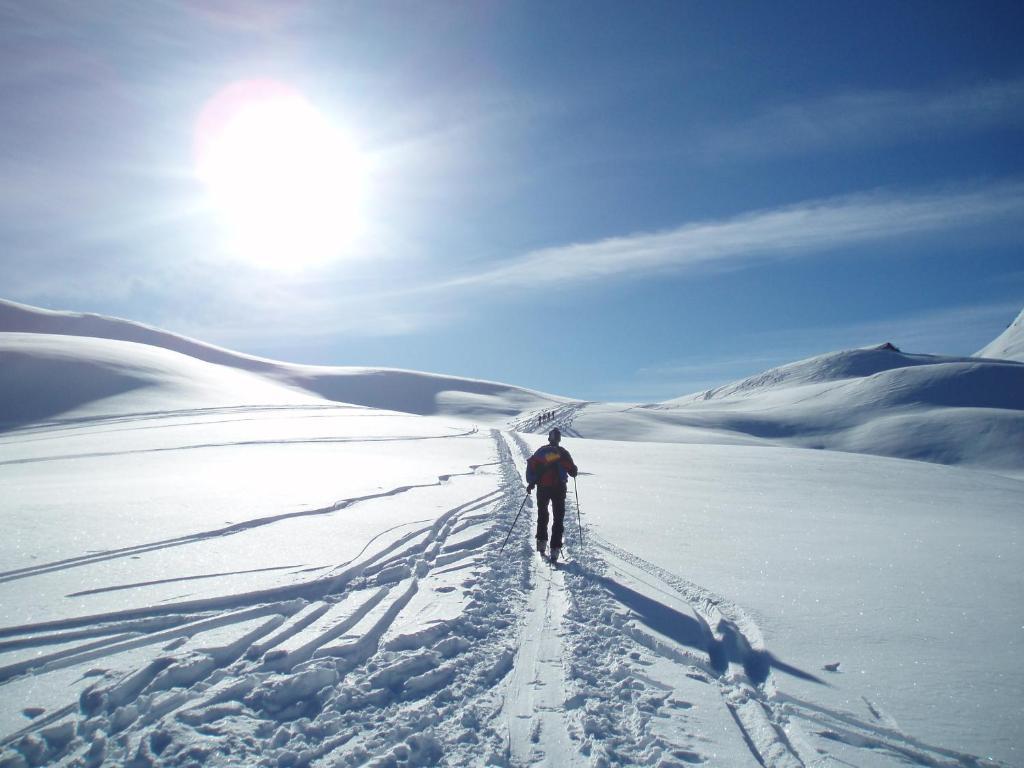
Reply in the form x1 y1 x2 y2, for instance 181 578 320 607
0 428 479 468
0 461 494 589
497 434 578 768
0 406 387 446
0 404 369 440
0 428 1005 767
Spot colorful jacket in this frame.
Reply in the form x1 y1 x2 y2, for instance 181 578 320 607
526 445 578 488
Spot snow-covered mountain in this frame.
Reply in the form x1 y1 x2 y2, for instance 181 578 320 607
670 343 949 401
570 342 1024 477
0 299 572 423
1 299 1022 766
976 305 1024 361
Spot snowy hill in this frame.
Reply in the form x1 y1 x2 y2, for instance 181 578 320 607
667 343 943 402
976 305 1024 361
5 299 1024 477
567 343 1024 477
0 299 571 423
0 333 324 430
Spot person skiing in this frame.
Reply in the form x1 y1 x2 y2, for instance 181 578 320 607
525 428 578 562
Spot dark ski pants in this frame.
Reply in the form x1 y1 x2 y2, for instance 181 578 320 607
535 485 567 549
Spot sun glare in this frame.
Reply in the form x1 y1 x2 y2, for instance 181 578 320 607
195 80 364 270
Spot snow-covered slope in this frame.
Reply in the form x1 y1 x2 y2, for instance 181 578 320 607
0 299 278 373
565 343 1024 476
1 301 1022 766
976 305 1024 361
667 343 941 402
1 385 1020 766
0 299 571 422
0 333 324 430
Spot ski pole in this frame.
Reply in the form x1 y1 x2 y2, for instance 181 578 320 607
573 476 583 548
499 492 531 554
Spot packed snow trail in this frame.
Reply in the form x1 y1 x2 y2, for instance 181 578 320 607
497 434 579 766
500 561 576 766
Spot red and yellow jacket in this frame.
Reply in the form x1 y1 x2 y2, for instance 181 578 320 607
526 445 578 488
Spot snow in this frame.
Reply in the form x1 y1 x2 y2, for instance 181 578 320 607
569 345 1024 478
558 436 1024 766
1 301 1022 766
0 332 321 429
976 305 1024 362
0 299 571 422
8 296 1020 476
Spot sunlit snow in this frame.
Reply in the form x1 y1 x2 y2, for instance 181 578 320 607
1 299 1021 767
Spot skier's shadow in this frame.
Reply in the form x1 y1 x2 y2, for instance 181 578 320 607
567 566 823 686
594 574 707 650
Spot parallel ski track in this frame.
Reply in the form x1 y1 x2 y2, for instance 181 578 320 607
586 536 807 768
0 460 490 590
0 404 367 439
0 404 384 445
500 430 788 767
0 427 478 468
0 429 534 767
502 431 995 768
587 535 1002 768
498 432 580 767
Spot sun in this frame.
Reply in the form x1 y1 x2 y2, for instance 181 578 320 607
195 80 364 270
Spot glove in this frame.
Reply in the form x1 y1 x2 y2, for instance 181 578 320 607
526 483 535 493
569 468 578 478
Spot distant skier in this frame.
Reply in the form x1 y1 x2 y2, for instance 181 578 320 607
526 428 578 562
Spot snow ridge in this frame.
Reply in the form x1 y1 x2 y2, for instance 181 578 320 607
571 345 1024 476
0 300 573 422
976 305 1024 361
5 298 1024 476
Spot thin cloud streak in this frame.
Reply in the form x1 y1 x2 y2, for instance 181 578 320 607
706 78 1024 158
435 183 1024 293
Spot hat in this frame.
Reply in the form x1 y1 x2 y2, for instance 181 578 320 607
548 428 561 443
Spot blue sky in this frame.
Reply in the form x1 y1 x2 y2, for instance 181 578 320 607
2 1 1023 401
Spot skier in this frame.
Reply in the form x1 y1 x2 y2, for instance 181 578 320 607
525 428 578 562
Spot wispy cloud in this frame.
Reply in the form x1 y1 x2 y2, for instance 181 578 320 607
432 182 1024 292
705 78 1024 158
